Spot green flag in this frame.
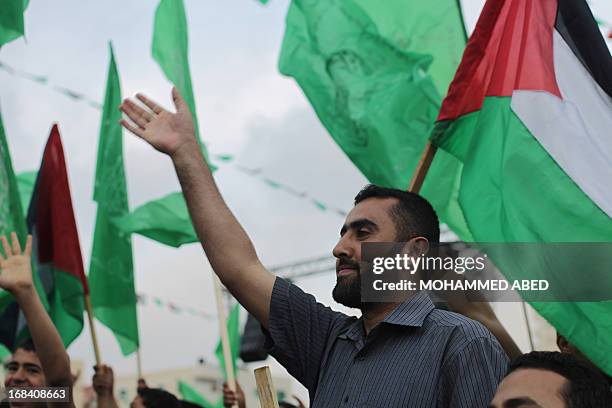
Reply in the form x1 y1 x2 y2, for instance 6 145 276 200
125 0 217 249
279 0 471 238
88 44 139 356
16 171 36 211
111 192 197 247
152 0 212 163
178 380 222 408
0 110 29 312
0 0 28 48
215 303 240 380
430 0 612 374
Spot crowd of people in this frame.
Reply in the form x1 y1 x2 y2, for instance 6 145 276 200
1 88 610 407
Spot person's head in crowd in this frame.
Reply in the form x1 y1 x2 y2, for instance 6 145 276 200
489 351 612 408
557 333 612 385
131 387 181 408
332 184 438 309
180 401 204 408
4 339 46 388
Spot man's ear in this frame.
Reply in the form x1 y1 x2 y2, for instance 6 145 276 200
407 237 429 257
557 333 577 354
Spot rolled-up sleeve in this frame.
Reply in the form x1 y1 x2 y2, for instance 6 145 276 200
263 277 345 392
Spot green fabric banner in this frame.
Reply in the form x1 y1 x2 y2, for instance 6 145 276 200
0 110 29 312
0 0 28 48
278 0 471 239
178 380 222 408
152 0 212 164
111 192 197 248
88 44 139 356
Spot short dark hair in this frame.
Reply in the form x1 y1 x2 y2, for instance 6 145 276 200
354 185 440 243
137 388 181 408
13 338 36 354
507 351 612 407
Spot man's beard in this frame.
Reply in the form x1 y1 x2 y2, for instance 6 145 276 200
333 257 362 308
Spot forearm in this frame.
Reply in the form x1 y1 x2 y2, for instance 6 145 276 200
15 288 72 386
171 143 275 325
172 143 261 282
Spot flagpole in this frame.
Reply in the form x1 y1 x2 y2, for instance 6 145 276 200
136 347 143 379
84 294 102 367
521 301 535 350
213 275 237 402
408 141 438 193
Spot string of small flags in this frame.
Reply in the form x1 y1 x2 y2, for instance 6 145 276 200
136 292 216 320
0 59 349 217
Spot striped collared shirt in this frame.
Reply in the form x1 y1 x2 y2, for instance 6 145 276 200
264 277 508 407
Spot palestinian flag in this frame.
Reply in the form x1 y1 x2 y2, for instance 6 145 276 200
3 125 88 349
431 0 612 374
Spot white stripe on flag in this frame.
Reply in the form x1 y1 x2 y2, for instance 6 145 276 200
511 31 612 218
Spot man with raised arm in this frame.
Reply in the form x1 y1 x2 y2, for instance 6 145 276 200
0 233 74 408
120 89 508 407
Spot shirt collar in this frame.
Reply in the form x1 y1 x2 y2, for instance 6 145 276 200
382 291 434 327
338 291 434 341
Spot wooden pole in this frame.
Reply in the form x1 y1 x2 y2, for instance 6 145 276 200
408 141 438 193
213 275 237 400
136 348 143 379
84 294 102 367
254 366 280 408
521 301 535 351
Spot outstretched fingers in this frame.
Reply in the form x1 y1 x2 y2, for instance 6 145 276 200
120 99 153 128
24 235 32 257
1 235 12 258
171 87 188 111
10 232 21 255
120 118 145 138
136 93 164 114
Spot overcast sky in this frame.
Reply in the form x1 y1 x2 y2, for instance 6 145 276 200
1 0 611 394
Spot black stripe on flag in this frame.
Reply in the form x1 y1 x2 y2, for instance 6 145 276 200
556 0 612 99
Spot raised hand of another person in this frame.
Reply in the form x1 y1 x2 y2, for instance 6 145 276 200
1 232 74 406
223 381 246 408
93 365 114 397
0 233 33 298
93 365 119 408
120 87 198 157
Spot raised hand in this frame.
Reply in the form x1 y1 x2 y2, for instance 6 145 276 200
119 87 197 157
93 365 115 397
223 382 246 408
0 233 33 296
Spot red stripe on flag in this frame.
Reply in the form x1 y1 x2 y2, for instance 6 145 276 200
34 124 89 293
438 0 561 122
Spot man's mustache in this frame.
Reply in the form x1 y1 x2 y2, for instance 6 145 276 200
336 256 360 273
